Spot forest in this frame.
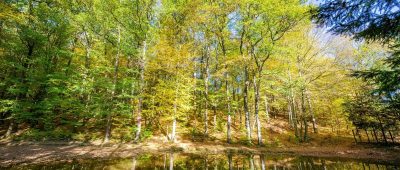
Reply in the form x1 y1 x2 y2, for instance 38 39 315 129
0 0 399 149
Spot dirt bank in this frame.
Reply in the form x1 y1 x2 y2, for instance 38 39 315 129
1 139 399 168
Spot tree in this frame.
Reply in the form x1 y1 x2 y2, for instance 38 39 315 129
312 0 400 41
144 0 196 142
1 0 384 145
313 0 400 132
345 91 398 143
237 0 307 145
313 0 400 99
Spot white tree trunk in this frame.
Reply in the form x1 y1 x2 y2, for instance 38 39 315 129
255 114 262 145
287 97 293 127
4 120 14 138
171 118 176 142
307 92 317 133
287 65 299 138
243 66 251 143
204 51 209 136
254 75 263 145
227 114 231 143
135 40 146 142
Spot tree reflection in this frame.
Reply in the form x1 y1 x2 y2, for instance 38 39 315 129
169 152 174 170
15 152 398 170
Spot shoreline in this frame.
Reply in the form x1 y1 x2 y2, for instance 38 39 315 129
1 140 400 167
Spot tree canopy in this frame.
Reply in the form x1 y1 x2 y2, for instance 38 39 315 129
0 0 397 144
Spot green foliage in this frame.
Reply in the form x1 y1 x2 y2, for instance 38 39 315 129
312 0 400 42
141 128 153 140
15 129 73 141
315 0 400 133
344 92 398 131
270 137 283 148
1 0 394 144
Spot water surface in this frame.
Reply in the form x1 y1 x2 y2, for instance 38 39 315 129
8 152 399 170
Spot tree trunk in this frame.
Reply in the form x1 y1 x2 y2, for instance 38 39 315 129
303 116 308 141
232 88 237 127
287 66 298 138
381 128 388 144
82 30 92 129
291 96 299 138
227 114 232 143
255 113 262 145
171 117 176 142
306 92 317 133
129 56 135 125
336 118 340 135
204 51 209 136
223 43 231 141
134 40 146 142
356 128 362 142
243 66 251 144
373 128 379 142
378 117 388 144
204 108 208 136
287 97 293 127
299 115 303 141
170 81 179 142
225 69 232 143
370 131 375 143
4 119 14 138
104 26 121 143
388 130 395 143
239 108 243 129
301 90 308 141
365 129 371 143
233 110 236 128
352 130 358 143
213 114 217 130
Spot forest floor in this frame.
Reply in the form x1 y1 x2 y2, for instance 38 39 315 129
1 135 400 167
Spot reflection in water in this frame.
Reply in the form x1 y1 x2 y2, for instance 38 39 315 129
163 153 167 169
169 152 174 170
6 152 399 170
228 153 233 170
260 154 266 170
131 156 136 170
249 155 254 170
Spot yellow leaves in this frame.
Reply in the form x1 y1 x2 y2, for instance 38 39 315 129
0 2 24 23
333 98 345 108
148 37 193 75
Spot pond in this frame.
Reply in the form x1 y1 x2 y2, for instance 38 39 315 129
6 152 399 170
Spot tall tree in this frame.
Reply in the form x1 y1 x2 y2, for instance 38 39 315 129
238 0 307 145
